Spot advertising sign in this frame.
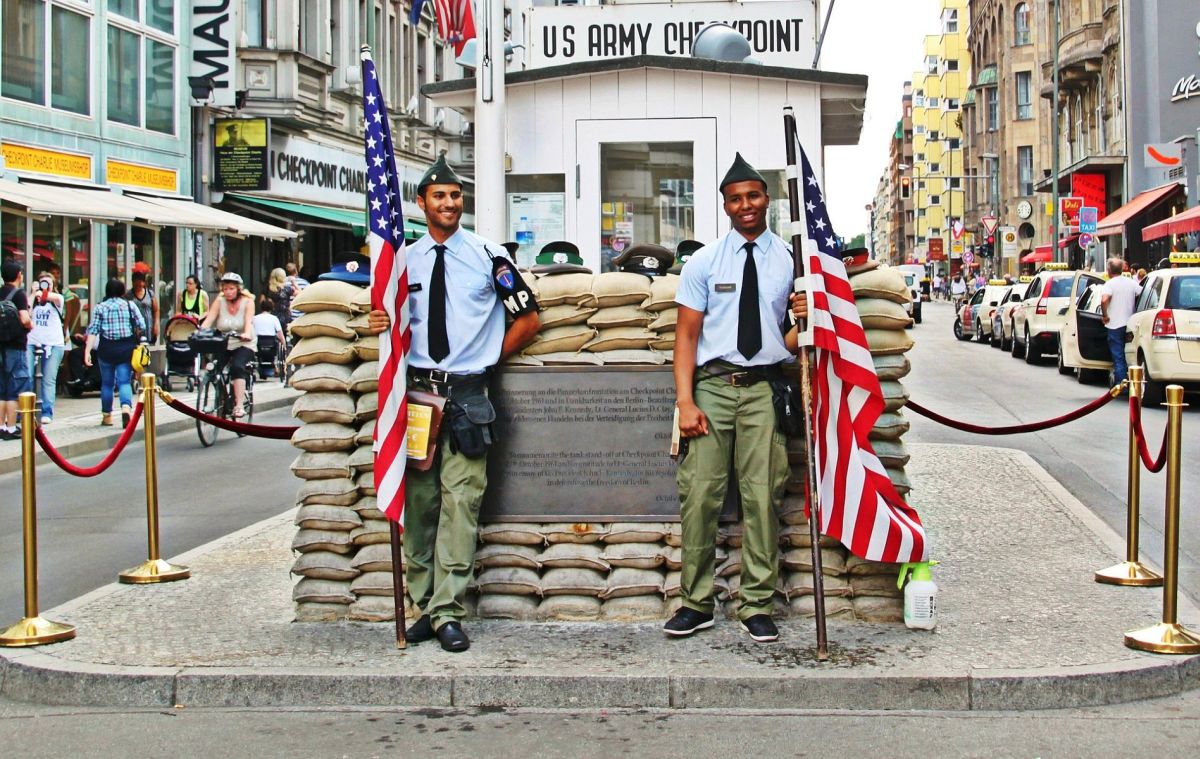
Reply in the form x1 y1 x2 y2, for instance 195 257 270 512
190 3 239 107
526 2 816 69
1144 143 1183 168
1078 207 1098 233
213 118 269 191
1070 173 1107 218
928 238 945 261
0 143 91 180
1059 196 1084 227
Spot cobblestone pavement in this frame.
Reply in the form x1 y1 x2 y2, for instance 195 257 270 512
23 443 1197 681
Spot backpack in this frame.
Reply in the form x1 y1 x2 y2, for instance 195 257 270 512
0 289 24 343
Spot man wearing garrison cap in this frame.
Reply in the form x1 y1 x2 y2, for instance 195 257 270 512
368 154 540 652
664 152 807 644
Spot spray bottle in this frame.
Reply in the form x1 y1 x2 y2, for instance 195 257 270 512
897 560 939 630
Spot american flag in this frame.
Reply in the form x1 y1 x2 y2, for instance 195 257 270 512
435 0 476 55
362 48 411 524
798 142 928 563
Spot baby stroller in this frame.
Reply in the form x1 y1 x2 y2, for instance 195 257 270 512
256 334 283 381
163 314 201 392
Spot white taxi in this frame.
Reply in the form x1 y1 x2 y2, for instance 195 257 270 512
975 279 1012 343
1057 270 1110 382
1124 260 1200 406
1011 264 1081 364
993 279 1030 350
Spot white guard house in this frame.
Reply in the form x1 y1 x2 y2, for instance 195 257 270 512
422 1 866 272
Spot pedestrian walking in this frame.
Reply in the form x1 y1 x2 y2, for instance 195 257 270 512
84 279 145 427
1099 258 1142 388
663 153 808 644
931 273 943 301
367 155 540 652
27 273 65 425
263 267 295 328
176 274 209 318
0 261 33 440
128 269 159 343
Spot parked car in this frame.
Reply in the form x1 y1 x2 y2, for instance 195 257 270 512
992 280 1030 350
899 271 923 324
954 287 985 341
1124 266 1200 406
973 280 1011 343
1011 264 1079 363
1057 271 1110 383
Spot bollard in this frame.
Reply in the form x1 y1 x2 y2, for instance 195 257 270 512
1095 367 1163 586
118 374 190 584
0 393 76 646
1124 385 1200 654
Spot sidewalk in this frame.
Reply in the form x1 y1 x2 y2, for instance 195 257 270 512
0 378 301 476
1 442 1197 711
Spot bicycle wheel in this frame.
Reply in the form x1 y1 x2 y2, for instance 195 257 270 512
196 375 221 448
237 375 255 437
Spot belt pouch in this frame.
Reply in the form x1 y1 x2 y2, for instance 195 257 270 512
446 387 496 459
768 377 804 437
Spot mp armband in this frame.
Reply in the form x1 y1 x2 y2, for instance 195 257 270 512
492 257 538 317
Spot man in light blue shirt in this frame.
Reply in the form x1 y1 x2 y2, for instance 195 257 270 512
369 155 539 652
664 153 807 645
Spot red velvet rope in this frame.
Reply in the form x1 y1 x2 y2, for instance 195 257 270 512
162 395 299 440
1129 397 1168 473
905 387 1120 435
35 403 144 477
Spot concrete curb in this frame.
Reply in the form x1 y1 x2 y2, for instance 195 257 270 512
0 392 297 477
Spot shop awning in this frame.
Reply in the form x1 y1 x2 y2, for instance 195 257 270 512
1022 246 1053 264
229 194 366 233
0 180 136 223
130 195 296 240
1095 183 1183 237
1141 204 1200 242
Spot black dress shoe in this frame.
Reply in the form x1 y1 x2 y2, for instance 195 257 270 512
406 615 434 644
435 621 470 652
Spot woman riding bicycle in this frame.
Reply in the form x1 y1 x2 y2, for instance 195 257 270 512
199 272 255 418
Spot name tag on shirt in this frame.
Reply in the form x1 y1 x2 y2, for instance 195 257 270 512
408 283 423 293
715 283 737 293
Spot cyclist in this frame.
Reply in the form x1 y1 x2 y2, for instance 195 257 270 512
199 272 255 418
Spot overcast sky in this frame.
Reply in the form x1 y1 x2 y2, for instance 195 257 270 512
818 0 942 240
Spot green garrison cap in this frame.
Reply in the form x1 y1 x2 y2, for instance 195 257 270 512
416 154 463 194
719 152 767 192
531 240 592 275
669 239 704 274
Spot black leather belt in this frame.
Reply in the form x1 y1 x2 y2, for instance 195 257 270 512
409 367 490 395
697 361 784 388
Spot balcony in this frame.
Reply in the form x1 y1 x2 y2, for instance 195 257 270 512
1040 22 1103 97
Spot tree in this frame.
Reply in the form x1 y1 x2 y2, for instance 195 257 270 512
847 233 866 250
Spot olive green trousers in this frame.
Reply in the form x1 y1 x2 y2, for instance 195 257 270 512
404 428 488 630
677 376 790 619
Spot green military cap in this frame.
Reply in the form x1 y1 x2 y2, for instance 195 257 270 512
416 154 462 194
531 240 591 275
669 239 704 274
612 243 673 277
719 152 767 192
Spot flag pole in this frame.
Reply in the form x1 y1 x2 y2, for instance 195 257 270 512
389 520 408 649
783 105 829 660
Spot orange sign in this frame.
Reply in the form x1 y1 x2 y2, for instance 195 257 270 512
106 159 178 192
0 142 92 180
1060 196 1084 227
928 238 946 261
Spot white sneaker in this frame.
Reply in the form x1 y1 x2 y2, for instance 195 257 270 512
40 416 51 425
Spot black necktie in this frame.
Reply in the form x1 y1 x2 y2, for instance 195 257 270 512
428 244 450 362
737 241 761 361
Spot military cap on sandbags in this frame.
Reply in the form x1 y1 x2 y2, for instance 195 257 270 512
501 241 520 257
669 239 704 274
612 243 673 277
318 253 371 285
840 247 879 276
416 154 462 194
719 152 767 193
531 240 591 275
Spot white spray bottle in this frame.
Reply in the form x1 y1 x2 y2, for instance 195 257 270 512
897 560 939 630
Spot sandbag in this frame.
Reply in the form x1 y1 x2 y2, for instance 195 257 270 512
292 528 354 554
475 543 541 571
602 542 664 570
595 349 667 365
540 567 606 597
543 522 608 545
349 595 398 622
602 568 664 599
479 523 546 546
294 602 349 621
604 523 668 543
880 381 910 412
538 543 609 571
871 439 910 469
351 571 397 596
534 273 594 307
587 272 653 308
294 504 362 531
600 595 665 621
865 329 915 356
587 305 653 329
476 594 540 620
641 274 680 312
292 392 356 424
349 286 372 314
356 471 376 496
524 325 596 356
582 327 655 352
289 336 357 366
788 595 854 618
872 354 911 381
850 268 911 304
852 595 904 623
348 362 379 393
352 543 401 573
291 280 360 314
647 309 678 333
356 391 378 422
351 518 391 546
291 551 360 581
856 298 913 330
290 451 352 480
536 595 602 621
292 578 354 604
539 303 598 329
869 412 909 441
347 445 374 473
290 363 354 392
534 351 604 366
345 313 376 337
355 419 375 446
475 567 542 596
845 555 904 576
289 311 357 340
296 478 359 506
850 574 906 598
354 335 379 361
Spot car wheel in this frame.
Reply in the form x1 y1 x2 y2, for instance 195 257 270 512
1139 355 1166 407
990 326 1001 348
953 318 967 341
1024 329 1039 364
1057 350 1073 376
1011 325 1025 358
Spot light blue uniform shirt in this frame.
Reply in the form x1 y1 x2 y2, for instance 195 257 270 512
675 228 794 368
407 227 507 374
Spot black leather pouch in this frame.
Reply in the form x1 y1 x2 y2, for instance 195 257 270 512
446 391 496 459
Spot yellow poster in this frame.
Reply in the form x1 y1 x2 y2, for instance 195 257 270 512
106 159 178 192
0 143 91 180
407 403 434 461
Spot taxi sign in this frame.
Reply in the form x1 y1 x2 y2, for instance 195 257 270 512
1019 275 1034 283
1044 262 1070 271
988 278 1008 285
1169 251 1200 265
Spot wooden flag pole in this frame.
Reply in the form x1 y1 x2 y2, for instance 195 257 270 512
389 520 408 649
783 106 829 660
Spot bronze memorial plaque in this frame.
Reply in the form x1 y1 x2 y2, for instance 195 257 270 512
483 366 681 521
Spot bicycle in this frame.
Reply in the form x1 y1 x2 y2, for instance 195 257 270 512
188 330 256 448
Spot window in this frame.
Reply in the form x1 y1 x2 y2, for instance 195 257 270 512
928 97 939 109
916 152 925 162
299 0 326 60
2 1 91 114
946 59 959 72
929 195 941 205
1018 146 1034 196
926 56 938 74
1014 3 1032 45
915 124 926 135
985 87 998 130
107 7 176 133
929 130 939 141
930 163 940 173
948 137 960 150
1016 71 1032 119
914 95 925 107
949 178 961 190
946 98 959 110
944 8 958 33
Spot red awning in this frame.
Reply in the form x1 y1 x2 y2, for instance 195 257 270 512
1095 183 1183 237
1142 204 1200 241
1022 246 1053 263
1058 234 1078 249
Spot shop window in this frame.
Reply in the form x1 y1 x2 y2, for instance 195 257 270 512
1 213 28 274
599 142 693 272
1016 72 1032 119
506 175 566 268
66 217 90 332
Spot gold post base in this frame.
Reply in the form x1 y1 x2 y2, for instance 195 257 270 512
1124 622 1200 654
118 559 190 584
0 616 76 647
1094 561 1164 587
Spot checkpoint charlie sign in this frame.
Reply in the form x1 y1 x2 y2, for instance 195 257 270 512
526 1 817 69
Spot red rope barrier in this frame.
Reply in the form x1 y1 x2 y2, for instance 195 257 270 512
35 403 145 477
161 395 298 440
1129 397 1168 473
906 386 1121 435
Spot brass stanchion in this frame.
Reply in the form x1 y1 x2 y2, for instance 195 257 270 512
0 393 76 646
1095 367 1163 586
1125 385 1200 654
119 374 189 584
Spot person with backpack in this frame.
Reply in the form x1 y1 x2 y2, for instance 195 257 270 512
0 261 34 440
83 279 146 427
27 273 66 425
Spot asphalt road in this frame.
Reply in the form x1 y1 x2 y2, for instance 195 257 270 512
0 408 297 624
906 299 1200 604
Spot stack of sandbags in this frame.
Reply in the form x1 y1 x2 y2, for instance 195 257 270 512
644 275 679 358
